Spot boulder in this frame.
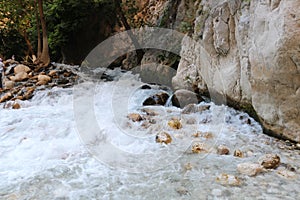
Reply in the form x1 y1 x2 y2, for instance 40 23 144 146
14 64 31 74
0 92 13 103
4 80 15 89
10 72 28 82
143 92 169 106
37 75 51 85
171 89 203 108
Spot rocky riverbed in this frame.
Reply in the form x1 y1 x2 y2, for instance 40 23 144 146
0 67 299 199
0 61 79 108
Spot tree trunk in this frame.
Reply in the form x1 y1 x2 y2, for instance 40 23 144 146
35 0 41 58
37 0 50 66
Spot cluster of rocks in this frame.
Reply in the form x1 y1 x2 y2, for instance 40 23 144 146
0 61 79 108
127 102 297 187
141 84 203 108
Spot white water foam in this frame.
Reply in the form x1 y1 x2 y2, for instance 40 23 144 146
0 71 299 199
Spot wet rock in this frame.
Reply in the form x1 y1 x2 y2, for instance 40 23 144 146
12 102 21 109
5 64 16 75
57 77 69 85
192 142 206 153
259 154 281 169
10 72 28 82
182 104 210 114
4 80 15 89
184 163 193 171
14 64 31 74
48 70 57 77
140 84 151 89
234 150 243 158
156 132 172 144
216 173 241 186
171 89 203 108
143 92 169 106
217 145 230 155
141 108 159 116
127 113 143 122
176 186 189 196
168 119 182 129
38 75 51 83
237 162 263 176
63 71 72 77
276 169 297 179
0 92 13 103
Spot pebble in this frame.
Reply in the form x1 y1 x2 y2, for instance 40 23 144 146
168 119 182 129
127 113 143 122
155 132 172 144
216 173 241 186
234 150 243 158
259 154 280 169
192 143 206 153
12 102 21 109
217 145 230 155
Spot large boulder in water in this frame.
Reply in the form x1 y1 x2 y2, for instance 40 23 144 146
171 89 203 108
143 92 169 106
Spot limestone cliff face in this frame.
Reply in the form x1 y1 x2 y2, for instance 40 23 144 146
170 0 300 142
132 0 299 142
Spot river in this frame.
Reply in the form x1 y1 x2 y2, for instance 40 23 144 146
0 68 299 199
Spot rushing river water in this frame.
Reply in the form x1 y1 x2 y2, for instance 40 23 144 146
0 69 299 199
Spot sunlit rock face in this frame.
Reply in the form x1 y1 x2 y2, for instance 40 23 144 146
169 0 300 142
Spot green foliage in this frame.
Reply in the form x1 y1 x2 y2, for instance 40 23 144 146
0 0 35 58
45 0 114 60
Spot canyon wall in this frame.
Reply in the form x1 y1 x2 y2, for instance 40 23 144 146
132 0 300 142
171 0 300 142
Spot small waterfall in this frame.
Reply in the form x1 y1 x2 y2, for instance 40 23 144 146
165 94 174 107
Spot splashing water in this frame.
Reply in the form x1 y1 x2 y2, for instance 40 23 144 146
0 70 299 199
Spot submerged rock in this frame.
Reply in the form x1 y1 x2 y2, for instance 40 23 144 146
181 104 210 114
156 132 172 144
168 119 182 129
216 173 241 186
259 154 281 169
217 145 230 155
237 162 263 176
191 142 206 153
127 113 143 122
234 150 243 158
